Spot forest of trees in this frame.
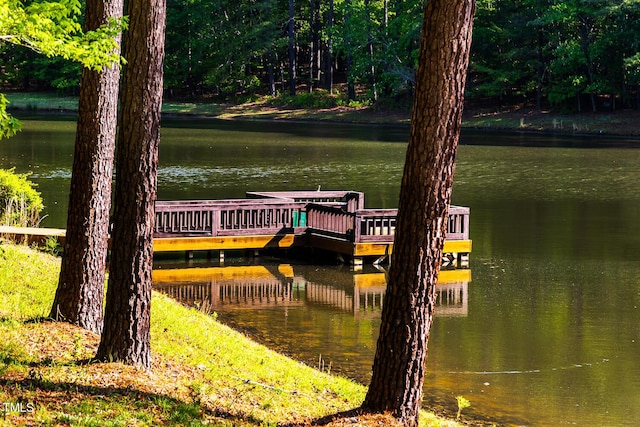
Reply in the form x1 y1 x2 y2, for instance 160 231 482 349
2 0 640 113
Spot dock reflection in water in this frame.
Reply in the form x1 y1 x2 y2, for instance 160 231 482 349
152 264 471 318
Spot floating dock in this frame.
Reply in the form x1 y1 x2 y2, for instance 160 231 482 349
1 190 471 267
153 191 471 267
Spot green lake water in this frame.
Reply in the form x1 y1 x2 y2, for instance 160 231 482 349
2 116 640 425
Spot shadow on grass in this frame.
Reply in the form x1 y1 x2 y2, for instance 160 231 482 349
0 375 265 426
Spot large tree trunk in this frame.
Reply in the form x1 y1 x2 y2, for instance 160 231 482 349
362 1 475 426
96 0 166 370
50 0 123 334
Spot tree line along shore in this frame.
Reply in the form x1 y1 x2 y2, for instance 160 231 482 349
6 91 640 139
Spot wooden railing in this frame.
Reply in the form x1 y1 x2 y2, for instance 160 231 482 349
444 206 470 240
154 192 469 243
355 209 397 243
305 204 470 242
305 203 355 239
155 199 308 237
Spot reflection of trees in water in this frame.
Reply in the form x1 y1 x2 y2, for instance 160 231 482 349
153 266 470 318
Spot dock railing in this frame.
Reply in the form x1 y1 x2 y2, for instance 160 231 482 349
305 204 469 243
445 206 470 240
155 195 469 244
305 203 356 239
155 199 309 237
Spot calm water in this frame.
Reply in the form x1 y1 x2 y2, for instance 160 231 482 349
3 116 640 426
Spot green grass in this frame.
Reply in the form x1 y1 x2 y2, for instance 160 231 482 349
3 92 80 112
0 242 460 426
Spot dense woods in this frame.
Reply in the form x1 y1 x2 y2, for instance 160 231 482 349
2 0 639 112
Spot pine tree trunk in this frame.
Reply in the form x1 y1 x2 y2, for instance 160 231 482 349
96 0 166 370
50 0 123 335
362 1 475 426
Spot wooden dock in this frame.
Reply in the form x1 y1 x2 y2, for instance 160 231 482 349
154 190 471 267
1 190 471 267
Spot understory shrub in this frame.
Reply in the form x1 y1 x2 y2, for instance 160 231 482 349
0 168 43 227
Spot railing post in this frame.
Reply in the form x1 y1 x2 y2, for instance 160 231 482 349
463 209 470 240
211 210 220 237
354 212 362 243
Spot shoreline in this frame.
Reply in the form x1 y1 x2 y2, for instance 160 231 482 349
5 91 640 140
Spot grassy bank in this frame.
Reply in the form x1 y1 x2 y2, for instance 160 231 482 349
0 243 463 426
5 91 640 138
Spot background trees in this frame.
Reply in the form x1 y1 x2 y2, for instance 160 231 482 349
2 1 639 111
0 0 122 138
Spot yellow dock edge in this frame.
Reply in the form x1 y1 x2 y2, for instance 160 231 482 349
353 239 472 257
153 234 298 252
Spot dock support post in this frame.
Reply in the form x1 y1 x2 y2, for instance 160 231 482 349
185 251 194 261
458 253 469 268
219 250 225 264
351 257 363 271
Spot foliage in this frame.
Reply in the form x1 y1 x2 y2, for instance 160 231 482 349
0 0 124 69
38 236 61 256
0 94 21 139
4 0 640 112
270 89 346 109
0 0 126 138
0 168 43 227
455 396 470 421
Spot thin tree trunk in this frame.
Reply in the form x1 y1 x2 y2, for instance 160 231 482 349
265 0 276 96
96 0 166 370
326 0 334 93
344 0 355 100
288 0 296 96
309 0 315 92
50 0 123 334
365 0 377 101
313 0 321 84
362 0 475 425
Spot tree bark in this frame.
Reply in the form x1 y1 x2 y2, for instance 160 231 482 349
50 0 123 334
362 1 475 426
96 0 166 370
